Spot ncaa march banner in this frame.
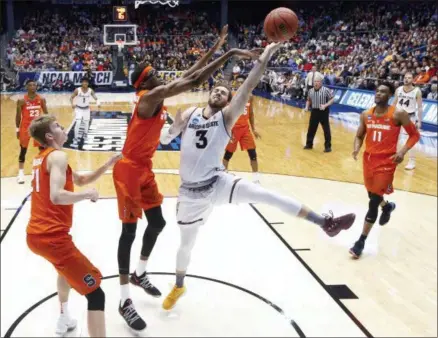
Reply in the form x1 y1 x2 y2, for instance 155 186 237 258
37 71 113 86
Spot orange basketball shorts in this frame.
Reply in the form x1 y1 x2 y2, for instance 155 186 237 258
27 232 102 295
363 153 397 196
113 158 163 223
226 127 256 153
19 126 40 148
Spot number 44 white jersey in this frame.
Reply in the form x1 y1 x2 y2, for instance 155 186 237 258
395 86 421 115
179 107 231 184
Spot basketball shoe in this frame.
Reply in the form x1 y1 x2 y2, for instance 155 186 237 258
322 212 356 237
379 202 396 226
349 240 365 259
130 271 161 297
119 298 147 331
162 285 186 310
55 316 77 337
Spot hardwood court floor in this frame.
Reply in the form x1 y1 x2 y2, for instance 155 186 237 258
1 93 436 196
1 92 437 337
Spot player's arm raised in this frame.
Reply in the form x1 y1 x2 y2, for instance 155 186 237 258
160 107 194 145
41 98 49 114
72 153 122 186
70 89 78 109
138 48 259 119
16 99 23 139
182 25 228 79
390 109 420 164
48 151 98 205
223 42 282 130
352 111 367 160
416 88 423 129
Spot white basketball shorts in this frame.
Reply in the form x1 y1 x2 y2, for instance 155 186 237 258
176 171 242 228
75 106 91 120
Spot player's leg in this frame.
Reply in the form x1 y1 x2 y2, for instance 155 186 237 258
221 173 355 237
305 110 319 149
320 111 332 152
130 178 165 297
405 114 418 170
73 108 83 142
350 171 396 259
223 131 239 169
26 233 106 337
163 188 213 310
82 109 91 140
17 129 30 183
113 161 147 331
56 274 78 335
241 129 259 182
247 149 259 182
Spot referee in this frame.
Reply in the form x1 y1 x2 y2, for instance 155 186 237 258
304 78 335 152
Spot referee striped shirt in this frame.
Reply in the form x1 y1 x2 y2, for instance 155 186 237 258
308 86 333 109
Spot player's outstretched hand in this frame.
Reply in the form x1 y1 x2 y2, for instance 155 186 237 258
390 151 405 164
86 188 99 202
217 25 228 47
107 153 123 167
265 42 283 55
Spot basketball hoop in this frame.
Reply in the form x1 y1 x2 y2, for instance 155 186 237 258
135 0 179 9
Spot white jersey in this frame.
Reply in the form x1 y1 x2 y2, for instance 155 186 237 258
179 107 231 184
395 86 420 114
76 88 92 108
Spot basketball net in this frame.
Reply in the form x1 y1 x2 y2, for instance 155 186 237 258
116 40 125 52
135 0 179 9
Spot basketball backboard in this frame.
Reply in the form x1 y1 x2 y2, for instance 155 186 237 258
103 24 138 46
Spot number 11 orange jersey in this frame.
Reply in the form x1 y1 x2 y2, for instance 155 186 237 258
27 148 74 235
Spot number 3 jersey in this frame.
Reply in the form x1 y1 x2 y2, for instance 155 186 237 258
395 86 420 115
364 105 401 156
179 108 231 183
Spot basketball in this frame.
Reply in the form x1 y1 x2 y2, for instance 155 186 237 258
264 7 299 42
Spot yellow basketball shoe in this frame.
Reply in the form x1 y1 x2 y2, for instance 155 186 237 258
162 285 186 310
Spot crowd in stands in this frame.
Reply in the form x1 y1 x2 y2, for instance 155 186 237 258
2 1 437 99
235 2 438 99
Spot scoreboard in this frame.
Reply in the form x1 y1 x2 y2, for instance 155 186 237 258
113 6 128 22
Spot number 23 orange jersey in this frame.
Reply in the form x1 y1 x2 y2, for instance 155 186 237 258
21 94 43 128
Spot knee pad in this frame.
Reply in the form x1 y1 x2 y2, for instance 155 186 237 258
85 287 105 311
223 150 234 161
365 193 383 224
247 149 257 161
144 206 166 235
19 146 27 163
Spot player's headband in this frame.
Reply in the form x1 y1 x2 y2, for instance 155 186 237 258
133 66 155 89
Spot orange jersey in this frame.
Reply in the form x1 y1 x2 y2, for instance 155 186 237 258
21 94 43 129
122 91 167 167
27 148 74 235
233 101 252 129
364 105 401 155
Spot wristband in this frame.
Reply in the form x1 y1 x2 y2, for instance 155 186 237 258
16 128 19 132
